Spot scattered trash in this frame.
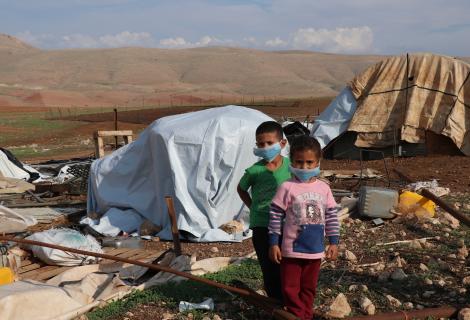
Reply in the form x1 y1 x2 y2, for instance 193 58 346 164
397 191 435 218
406 179 450 197
101 237 143 249
25 228 103 266
372 218 384 226
178 298 214 312
0 205 37 233
80 208 144 237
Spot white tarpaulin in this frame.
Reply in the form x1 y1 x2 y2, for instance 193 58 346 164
87 106 275 242
310 87 357 148
0 150 29 180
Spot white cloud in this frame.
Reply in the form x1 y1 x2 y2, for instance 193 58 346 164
99 31 153 47
291 26 373 53
16 31 55 48
62 34 99 48
159 35 234 48
265 37 288 48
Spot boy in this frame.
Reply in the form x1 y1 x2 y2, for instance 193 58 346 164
269 135 339 320
237 121 290 300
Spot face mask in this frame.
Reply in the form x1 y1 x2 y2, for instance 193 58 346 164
253 142 281 162
289 165 321 182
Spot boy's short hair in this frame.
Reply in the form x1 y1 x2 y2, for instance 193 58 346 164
256 121 283 140
290 135 322 159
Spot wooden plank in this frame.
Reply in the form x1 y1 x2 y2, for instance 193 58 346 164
96 130 133 137
19 263 43 274
32 266 73 281
20 266 58 279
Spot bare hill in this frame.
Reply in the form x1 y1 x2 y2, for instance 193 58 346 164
4 34 464 108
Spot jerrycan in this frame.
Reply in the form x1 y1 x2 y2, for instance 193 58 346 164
0 267 14 286
358 186 398 219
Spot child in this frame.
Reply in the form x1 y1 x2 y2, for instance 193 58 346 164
237 121 291 300
268 135 339 320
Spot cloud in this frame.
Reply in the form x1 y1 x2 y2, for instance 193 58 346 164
99 31 153 47
265 37 288 48
292 26 373 53
159 35 234 48
16 31 55 48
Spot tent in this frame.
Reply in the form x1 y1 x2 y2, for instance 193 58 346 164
311 53 470 157
87 106 276 242
0 148 40 181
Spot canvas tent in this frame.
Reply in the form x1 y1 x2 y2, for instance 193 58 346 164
311 53 470 156
87 106 276 242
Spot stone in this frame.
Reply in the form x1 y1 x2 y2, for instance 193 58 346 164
437 279 446 287
187 313 194 320
202 317 211 320
212 316 222 320
360 297 375 315
409 240 424 249
140 220 162 236
375 262 386 271
348 284 359 292
219 220 244 234
463 276 470 286
424 278 433 285
162 313 175 320
419 263 429 272
423 291 435 298
458 308 470 320
385 295 401 308
399 231 407 237
344 250 357 262
378 272 390 282
391 268 407 281
441 212 460 229
125 311 134 317
459 288 467 294
210 246 219 253
326 293 352 318
403 302 414 310
360 285 369 292
458 246 469 259
447 254 457 259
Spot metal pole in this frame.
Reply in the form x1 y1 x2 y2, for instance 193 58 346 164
165 196 182 256
114 108 118 149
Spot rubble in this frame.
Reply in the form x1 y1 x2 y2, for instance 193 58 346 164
385 295 401 308
359 297 375 315
344 250 357 262
326 293 351 318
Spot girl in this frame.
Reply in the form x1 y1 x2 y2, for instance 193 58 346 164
268 135 339 320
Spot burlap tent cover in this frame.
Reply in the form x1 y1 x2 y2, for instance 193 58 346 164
349 53 470 155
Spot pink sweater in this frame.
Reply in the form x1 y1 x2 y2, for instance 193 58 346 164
268 178 339 259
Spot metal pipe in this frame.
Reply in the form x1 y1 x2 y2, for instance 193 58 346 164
0 236 298 320
164 196 182 256
346 305 457 320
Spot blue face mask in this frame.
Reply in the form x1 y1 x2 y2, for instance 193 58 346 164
289 165 321 182
253 142 281 162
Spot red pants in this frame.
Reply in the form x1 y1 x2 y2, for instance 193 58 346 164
281 257 321 320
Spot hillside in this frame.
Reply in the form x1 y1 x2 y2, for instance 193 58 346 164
2 33 462 108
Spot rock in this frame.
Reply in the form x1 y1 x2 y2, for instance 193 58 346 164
423 291 435 298
202 317 211 320
438 260 449 270
344 250 357 262
385 295 401 308
326 293 352 318
162 313 175 320
458 239 466 247
399 231 407 237
378 272 390 282
403 302 414 310
447 254 457 259
458 308 470 320
210 246 219 253
416 304 424 310
360 297 375 315
212 315 222 320
360 285 369 292
419 263 429 272
219 220 244 234
459 288 467 294
463 276 470 286
349 284 359 292
375 262 386 271
458 246 469 259
409 240 424 249
424 278 433 285
437 279 446 287
391 268 407 281
187 313 194 320
125 311 134 317
441 212 460 229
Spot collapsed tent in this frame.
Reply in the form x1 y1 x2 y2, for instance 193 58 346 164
0 148 40 182
87 106 276 242
311 53 470 156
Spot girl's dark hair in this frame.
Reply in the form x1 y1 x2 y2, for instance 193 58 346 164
290 135 322 159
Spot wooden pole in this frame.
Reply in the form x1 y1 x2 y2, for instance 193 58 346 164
114 108 118 149
165 196 182 256
0 236 298 320
394 168 470 228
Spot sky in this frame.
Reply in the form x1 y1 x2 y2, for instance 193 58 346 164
1 0 469 55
